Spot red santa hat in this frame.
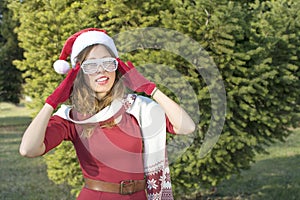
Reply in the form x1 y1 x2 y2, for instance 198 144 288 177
53 28 118 74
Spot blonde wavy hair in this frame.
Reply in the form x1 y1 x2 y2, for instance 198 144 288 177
70 44 125 137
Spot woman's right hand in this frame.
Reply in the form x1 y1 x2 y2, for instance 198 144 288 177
46 64 80 109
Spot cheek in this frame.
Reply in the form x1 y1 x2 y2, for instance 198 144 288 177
110 72 116 82
83 75 93 88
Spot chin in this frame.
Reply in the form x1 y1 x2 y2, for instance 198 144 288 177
93 88 110 98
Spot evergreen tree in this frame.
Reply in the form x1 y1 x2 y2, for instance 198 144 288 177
0 0 23 104
160 0 299 197
8 0 106 110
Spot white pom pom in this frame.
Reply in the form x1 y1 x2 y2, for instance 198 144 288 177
53 60 70 74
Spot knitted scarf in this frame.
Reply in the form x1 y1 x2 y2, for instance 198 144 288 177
54 94 174 199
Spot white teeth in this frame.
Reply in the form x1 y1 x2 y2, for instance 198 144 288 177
96 77 108 82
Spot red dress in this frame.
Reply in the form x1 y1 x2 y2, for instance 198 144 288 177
44 109 175 200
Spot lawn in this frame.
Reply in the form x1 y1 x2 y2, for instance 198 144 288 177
214 128 300 200
0 102 299 200
0 102 73 200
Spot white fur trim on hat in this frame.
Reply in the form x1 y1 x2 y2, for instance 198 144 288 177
53 60 70 74
70 31 118 66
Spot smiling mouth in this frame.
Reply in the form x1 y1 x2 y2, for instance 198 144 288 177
96 77 108 82
95 76 109 85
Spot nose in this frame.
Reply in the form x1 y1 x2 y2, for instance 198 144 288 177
96 64 105 73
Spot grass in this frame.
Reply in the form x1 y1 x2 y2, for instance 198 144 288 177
0 102 299 200
212 128 300 200
0 102 32 126
0 102 73 200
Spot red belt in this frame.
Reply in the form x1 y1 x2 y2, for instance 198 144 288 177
84 178 146 195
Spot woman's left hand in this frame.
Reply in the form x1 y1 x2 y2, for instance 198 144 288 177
117 58 195 135
116 58 156 96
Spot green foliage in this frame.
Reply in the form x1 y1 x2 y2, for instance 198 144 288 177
7 0 300 199
162 0 299 197
44 142 83 197
0 0 23 104
7 0 106 111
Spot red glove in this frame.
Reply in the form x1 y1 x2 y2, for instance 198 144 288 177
117 58 156 96
46 65 80 109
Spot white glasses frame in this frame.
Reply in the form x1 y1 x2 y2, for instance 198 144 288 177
81 57 118 74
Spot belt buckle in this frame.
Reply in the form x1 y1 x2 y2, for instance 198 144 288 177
120 180 135 195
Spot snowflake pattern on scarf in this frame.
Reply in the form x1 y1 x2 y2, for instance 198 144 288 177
123 94 174 200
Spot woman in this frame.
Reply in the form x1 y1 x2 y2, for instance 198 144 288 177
19 28 195 200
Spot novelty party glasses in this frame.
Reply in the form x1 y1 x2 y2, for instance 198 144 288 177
81 58 118 74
